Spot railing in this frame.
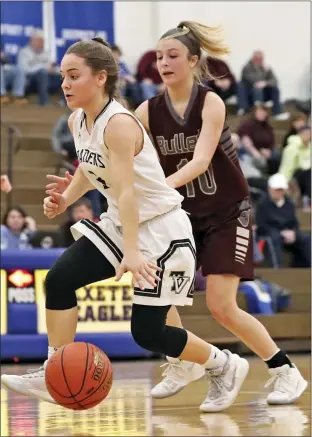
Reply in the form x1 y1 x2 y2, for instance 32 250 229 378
1 122 22 209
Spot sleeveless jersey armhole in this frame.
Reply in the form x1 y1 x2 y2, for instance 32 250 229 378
103 112 145 157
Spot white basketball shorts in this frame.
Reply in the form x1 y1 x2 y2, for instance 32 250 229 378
71 207 196 307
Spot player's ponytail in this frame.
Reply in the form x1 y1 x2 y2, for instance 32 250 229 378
177 21 230 58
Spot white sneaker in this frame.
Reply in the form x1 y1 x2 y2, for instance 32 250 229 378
265 364 308 405
151 357 205 399
200 350 249 413
1 363 46 396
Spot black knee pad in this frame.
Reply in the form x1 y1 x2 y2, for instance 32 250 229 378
131 304 187 358
45 266 77 310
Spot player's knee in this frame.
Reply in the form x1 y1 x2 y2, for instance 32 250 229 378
45 266 77 310
131 305 187 357
207 296 237 323
131 315 164 352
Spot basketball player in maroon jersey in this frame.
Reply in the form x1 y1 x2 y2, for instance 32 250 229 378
135 21 307 408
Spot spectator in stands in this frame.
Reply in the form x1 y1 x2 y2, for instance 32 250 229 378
232 133 267 195
282 113 308 148
256 173 310 267
60 198 97 247
17 31 60 105
51 110 77 169
279 125 311 203
237 50 288 119
1 206 37 250
237 104 280 175
204 57 236 102
1 50 27 104
136 50 165 101
111 44 140 107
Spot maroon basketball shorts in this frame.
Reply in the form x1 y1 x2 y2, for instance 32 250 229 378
190 201 254 280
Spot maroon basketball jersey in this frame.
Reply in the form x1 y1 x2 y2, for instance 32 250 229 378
148 84 249 217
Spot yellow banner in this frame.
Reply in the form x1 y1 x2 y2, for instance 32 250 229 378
1 270 7 335
35 270 134 334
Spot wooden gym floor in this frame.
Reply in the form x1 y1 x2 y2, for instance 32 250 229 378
1 354 310 436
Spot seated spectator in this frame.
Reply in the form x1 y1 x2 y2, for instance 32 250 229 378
232 133 267 195
1 50 27 104
136 50 165 101
256 173 310 267
17 31 60 105
30 229 62 248
237 50 289 119
204 57 236 102
111 44 140 107
1 206 37 250
60 198 97 247
51 110 77 169
237 104 280 175
279 125 311 203
282 113 308 149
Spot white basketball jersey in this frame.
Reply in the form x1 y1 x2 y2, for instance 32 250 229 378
73 99 183 225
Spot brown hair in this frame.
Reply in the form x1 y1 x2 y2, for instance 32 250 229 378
66 37 119 98
160 21 230 83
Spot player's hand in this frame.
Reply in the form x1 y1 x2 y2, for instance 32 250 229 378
43 190 67 219
46 171 73 194
115 251 162 290
0 174 12 193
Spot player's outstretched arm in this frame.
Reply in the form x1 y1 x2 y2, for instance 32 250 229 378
166 92 225 189
105 114 161 289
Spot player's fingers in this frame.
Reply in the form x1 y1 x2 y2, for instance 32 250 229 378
46 175 64 183
134 272 145 290
65 171 73 180
115 265 125 282
46 183 58 190
44 199 57 209
139 269 156 287
140 266 158 284
147 262 162 272
145 266 161 281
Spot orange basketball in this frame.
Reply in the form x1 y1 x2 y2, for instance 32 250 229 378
45 342 113 410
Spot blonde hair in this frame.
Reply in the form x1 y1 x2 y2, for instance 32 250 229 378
161 21 230 83
178 21 230 58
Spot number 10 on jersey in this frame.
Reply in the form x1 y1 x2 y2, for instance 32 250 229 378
177 158 217 197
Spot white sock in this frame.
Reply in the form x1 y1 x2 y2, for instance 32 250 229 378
48 346 58 360
204 346 228 370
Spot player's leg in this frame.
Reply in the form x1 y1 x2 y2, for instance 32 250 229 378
206 273 307 404
140 208 249 411
203 212 307 405
131 303 249 412
45 236 115 350
1 236 115 398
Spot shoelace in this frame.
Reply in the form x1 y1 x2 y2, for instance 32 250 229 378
204 373 224 401
24 366 45 378
160 361 184 379
159 362 186 388
265 371 293 393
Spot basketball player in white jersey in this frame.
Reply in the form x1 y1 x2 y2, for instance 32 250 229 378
1 38 249 412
